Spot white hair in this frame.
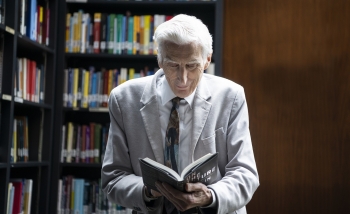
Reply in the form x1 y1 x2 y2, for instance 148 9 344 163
153 14 213 63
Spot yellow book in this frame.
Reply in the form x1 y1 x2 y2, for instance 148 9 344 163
23 179 33 214
140 16 144 55
133 16 138 54
66 122 74 162
70 179 75 212
83 70 90 108
39 6 43 44
108 69 113 96
72 68 79 107
143 15 151 55
129 68 135 80
65 13 71 52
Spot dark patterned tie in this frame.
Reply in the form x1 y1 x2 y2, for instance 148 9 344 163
165 97 180 173
164 98 199 214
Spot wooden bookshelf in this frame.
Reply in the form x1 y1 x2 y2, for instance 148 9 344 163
0 0 58 213
50 0 223 213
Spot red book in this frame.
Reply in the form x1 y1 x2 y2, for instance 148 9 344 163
102 70 108 107
12 181 24 214
166 15 174 21
93 13 101 53
31 61 37 102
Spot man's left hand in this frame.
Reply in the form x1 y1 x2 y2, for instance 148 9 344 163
155 181 213 212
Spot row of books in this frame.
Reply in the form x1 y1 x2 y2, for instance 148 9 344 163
65 11 173 55
14 57 46 103
57 176 132 214
12 116 29 163
19 0 50 45
62 66 157 108
7 179 33 214
61 122 109 164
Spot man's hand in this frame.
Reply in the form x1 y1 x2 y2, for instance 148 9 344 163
145 186 163 198
155 181 213 212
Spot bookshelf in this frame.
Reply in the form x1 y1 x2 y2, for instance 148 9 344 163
50 0 223 213
0 0 58 213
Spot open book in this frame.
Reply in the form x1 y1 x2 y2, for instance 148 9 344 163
139 152 218 192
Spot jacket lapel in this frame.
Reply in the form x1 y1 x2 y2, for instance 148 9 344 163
191 76 212 160
140 70 164 164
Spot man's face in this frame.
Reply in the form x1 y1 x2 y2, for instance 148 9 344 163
159 42 211 98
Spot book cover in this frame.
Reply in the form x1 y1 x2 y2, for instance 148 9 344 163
23 179 33 214
93 13 101 53
7 183 12 214
139 153 219 192
57 179 62 214
100 13 107 53
61 125 66 163
65 13 71 52
108 14 116 54
43 2 49 46
94 123 101 163
82 69 89 108
11 180 24 214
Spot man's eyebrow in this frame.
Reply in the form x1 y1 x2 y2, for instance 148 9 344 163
164 58 200 64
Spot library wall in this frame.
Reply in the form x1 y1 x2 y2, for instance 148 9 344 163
223 0 350 213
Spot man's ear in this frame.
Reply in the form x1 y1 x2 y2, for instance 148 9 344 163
204 54 212 70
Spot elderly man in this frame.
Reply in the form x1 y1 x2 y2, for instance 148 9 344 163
102 14 259 214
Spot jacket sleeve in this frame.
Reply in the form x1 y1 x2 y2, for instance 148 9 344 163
101 89 162 213
208 86 259 213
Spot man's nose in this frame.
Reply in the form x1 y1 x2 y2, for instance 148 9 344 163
178 67 188 84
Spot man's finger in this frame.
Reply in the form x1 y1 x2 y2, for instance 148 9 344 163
185 182 205 192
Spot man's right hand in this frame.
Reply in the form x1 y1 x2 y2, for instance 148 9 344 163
145 186 163 199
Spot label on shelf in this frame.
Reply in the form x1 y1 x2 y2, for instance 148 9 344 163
2 94 12 101
14 97 24 103
5 26 15 35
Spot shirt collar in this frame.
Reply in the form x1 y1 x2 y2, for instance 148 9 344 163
160 75 196 108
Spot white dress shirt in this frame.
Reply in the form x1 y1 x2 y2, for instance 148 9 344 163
155 74 216 208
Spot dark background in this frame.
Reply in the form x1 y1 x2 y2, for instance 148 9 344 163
223 0 350 213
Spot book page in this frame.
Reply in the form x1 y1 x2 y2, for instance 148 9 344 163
180 153 213 178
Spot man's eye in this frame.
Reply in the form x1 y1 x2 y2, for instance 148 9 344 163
169 64 178 68
187 64 196 69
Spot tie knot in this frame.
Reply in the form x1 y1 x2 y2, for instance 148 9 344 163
172 97 181 109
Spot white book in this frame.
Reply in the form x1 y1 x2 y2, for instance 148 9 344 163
57 179 62 214
6 183 12 214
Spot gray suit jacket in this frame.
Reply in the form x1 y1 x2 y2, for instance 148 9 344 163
102 69 259 214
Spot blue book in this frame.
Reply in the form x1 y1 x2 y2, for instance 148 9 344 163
91 73 97 107
74 179 84 214
128 16 134 55
67 68 73 107
69 16 74 52
26 0 37 40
